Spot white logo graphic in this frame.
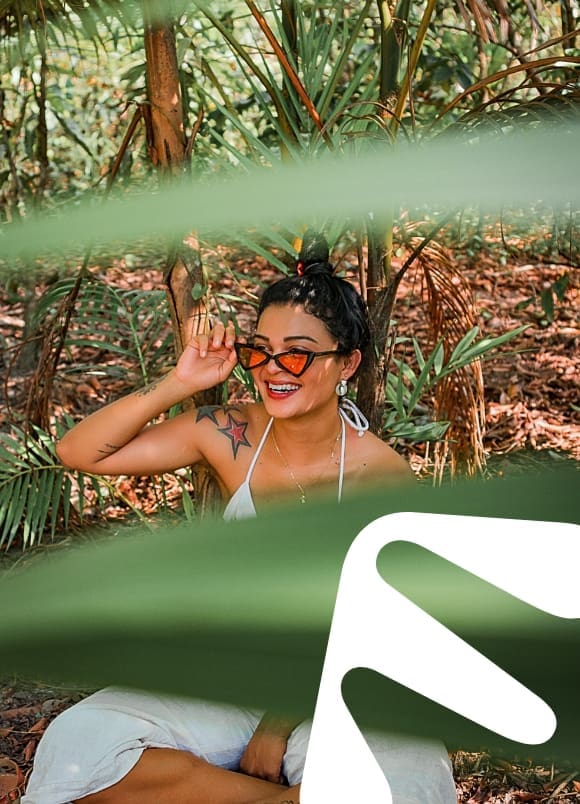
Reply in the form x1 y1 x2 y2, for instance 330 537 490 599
301 513 580 803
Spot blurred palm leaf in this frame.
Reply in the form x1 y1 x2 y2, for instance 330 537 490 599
0 469 579 758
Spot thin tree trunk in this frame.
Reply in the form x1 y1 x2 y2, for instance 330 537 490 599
143 14 186 170
355 1 403 434
279 0 300 152
142 1 221 515
356 216 394 434
560 0 576 49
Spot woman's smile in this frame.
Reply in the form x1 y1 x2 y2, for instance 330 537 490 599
264 381 301 399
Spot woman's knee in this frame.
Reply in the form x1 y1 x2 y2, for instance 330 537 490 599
36 706 106 761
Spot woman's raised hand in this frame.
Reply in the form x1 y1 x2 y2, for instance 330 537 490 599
56 320 240 476
174 320 238 393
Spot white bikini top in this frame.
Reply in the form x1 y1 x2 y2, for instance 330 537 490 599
223 400 368 522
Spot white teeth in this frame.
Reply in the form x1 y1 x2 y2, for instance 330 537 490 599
268 383 299 392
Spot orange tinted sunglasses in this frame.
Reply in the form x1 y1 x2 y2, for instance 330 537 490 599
234 343 343 378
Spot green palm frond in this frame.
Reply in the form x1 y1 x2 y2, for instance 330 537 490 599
196 0 378 162
0 421 153 550
452 82 580 135
434 54 580 132
35 275 173 386
383 325 528 444
0 0 138 43
0 424 69 550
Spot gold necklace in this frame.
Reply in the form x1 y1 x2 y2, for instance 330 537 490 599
271 424 342 505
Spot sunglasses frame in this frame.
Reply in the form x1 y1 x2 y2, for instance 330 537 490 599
234 342 344 378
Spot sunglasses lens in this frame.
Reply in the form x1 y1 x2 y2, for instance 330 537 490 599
237 345 268 369
277 352 310 376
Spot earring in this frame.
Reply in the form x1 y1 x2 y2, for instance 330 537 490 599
335 379 348 398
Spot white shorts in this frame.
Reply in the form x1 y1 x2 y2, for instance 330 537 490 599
23 688 456 804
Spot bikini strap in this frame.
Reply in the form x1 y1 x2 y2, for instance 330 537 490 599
245 417 274 484
339 398 369 437
337 412 346 503
337 400 368 502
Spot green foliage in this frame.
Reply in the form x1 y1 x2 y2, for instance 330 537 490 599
0 3 147 218
0 468 579 759
0 274 191 548
384 325 529 442
0 425 167 552
0 424 69 550
35 275 174 386
0 419 155 550
515 272 571 324
191 0 378 170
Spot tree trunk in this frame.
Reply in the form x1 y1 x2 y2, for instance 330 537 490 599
356 217 396 434
355 1 402 434
143 2 221 515
143 12 186 171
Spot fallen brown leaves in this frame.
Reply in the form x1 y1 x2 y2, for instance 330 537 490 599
453 750 580 803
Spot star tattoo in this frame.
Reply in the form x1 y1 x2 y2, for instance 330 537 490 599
195 405 241 425
218 413 251 459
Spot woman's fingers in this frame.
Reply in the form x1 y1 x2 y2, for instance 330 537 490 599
195 333 210 358
208 320 237 352
211 320 226 349
187 320 237 359
224 320 236 348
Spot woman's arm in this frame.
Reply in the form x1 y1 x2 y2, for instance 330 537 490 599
56 321 238 476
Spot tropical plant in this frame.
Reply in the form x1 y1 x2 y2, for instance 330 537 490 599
383 323 528 441
0 421 151 550
183 0 579 476
31 275 175 386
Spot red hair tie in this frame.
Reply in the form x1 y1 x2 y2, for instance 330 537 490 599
296 261 304 276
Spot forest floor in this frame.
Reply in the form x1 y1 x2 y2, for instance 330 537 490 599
0 245 578 803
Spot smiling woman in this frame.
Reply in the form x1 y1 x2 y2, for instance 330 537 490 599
22 232 454 804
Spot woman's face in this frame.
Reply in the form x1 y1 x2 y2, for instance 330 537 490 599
250 304 359 420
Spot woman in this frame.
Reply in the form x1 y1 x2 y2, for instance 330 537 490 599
23 234 456 804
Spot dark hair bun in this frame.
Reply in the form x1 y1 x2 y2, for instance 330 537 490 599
296 229 332 276
259 228 370 357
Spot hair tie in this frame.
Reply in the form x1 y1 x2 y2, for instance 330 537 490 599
296 261 305 276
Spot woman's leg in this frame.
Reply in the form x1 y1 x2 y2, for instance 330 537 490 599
76 748 300 804
251 784 301 804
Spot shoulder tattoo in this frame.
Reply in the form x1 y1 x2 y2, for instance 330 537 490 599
194 406 250 459
195 404 241 425
217 412 251 459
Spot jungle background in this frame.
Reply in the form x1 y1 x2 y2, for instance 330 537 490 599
0 0 579 801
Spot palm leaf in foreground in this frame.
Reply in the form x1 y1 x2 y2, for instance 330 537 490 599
0 468 578 760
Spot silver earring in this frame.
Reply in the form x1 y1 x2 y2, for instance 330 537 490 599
335 379 348 398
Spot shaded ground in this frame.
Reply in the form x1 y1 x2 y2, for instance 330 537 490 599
0 247 578 802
